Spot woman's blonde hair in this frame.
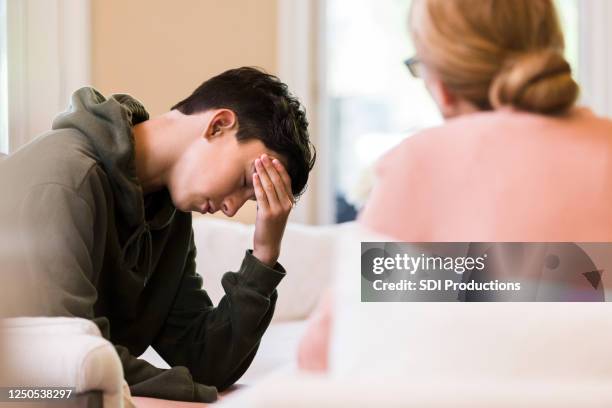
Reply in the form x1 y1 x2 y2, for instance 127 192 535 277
410 0 579 114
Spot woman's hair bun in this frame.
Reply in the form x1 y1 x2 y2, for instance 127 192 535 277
489 49 579 114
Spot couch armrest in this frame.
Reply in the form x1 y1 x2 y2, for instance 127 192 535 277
1 317 127 407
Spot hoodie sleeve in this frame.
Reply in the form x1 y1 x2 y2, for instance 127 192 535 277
152 237 286 391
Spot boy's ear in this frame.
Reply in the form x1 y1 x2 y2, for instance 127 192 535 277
203 109 237 140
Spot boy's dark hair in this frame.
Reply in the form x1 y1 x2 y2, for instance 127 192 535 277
171 67 316 199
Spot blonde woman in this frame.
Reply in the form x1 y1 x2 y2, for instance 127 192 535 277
361 0 612 241
299 0 612 371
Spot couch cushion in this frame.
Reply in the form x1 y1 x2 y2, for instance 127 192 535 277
192 217 345 321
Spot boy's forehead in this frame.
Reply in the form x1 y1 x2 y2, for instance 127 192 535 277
246 152 289 170
237 138 289 169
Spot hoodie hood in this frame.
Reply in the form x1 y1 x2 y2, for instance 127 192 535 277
52 87 149 227
52 87 176 282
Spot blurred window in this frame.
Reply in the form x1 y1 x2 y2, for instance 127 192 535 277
323 0 578 223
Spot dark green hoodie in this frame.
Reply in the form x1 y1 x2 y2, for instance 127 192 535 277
0 88 286 402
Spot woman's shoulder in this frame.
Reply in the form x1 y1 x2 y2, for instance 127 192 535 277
443 106 612 134
376 106 612 179
397 106 612 151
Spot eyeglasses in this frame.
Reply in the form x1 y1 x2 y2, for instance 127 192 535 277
404 56 421 78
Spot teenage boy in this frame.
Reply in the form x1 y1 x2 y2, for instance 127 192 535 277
0 67 315 402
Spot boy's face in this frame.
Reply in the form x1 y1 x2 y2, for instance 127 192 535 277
168 128 286 217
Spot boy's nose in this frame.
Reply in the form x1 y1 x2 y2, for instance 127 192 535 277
221 202 236 217
221 195 246 217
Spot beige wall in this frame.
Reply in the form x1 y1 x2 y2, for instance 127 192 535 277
91 0 279 223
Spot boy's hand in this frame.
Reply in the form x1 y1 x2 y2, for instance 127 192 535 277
252 154 294 267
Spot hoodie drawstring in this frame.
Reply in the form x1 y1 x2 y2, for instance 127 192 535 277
120 223 153 287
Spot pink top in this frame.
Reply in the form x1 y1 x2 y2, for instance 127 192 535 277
359 107 612 241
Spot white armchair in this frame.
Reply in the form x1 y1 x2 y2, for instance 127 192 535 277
1 317 129 407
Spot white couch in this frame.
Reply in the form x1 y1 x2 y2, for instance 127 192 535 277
9 217 612 407
220 225 612 407
1 218 344 408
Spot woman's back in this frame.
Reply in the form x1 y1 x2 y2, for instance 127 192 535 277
360 107 612 241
